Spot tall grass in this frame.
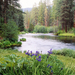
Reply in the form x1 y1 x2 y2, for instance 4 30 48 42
53 48 75 58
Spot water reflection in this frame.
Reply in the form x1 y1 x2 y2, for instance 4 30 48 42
14 33 75 54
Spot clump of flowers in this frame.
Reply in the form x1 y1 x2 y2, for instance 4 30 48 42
25 50 30 56
36 55 41 61
47 64 63 75
46 49 52 61
35 51 39 56
25 50 35 57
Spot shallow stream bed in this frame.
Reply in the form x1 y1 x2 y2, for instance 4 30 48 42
14 33 75 54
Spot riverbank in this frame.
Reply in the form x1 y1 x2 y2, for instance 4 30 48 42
0 48 75 75
59 33 75 37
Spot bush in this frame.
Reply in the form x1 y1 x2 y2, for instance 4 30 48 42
34 25 47 33
0 40 22 48
20 38 26 41
0 42 3 48
55 30 65 35
53 49 75 58
2 19 19 41
47 27 54 33
28 24 34 32
19 31 26 34
16 41 22 46
2 40 11 48
72 28 75 35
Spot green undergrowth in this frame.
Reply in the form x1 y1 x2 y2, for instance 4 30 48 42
59 33 75 37
53 48 75 58
0 40 22 49
0 49 75 75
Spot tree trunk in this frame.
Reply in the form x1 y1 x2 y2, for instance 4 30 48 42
74 11 75 28
65 25 67 33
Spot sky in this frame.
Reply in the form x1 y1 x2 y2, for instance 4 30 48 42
19 0 53 8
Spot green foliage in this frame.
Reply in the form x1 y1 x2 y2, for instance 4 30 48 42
18 13 24 31
0 40 22 48
19 31 26 34
34 25 47 33
0 52 74 75
72 28 75 35
2 19 19 41
28 24 34 32
47 27 54 33
53 49 75 58
3 40 11 48
20 38 26 41
15 41 22 46
55 30 65 35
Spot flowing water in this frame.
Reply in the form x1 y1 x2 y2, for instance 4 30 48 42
14 33 75 54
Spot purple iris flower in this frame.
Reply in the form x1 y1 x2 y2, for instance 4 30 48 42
31 51 32 54
36 51 39 54
50 66 52 69
39 56 41 58
35 54 38 56
32 54 34 56
47 64 50 67
51 70 53 73
48 49 52 54
61 68 63 70
25 51 30 56
37 58 41 61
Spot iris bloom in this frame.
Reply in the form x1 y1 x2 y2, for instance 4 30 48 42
47 64 50 67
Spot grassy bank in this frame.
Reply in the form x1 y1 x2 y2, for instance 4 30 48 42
59 33 75 37
0 48 75 75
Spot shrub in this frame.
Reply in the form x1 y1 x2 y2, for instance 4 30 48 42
72 28 75 35
0 40 22 48
28 24 34 32
2 19 19 41
53 49 75 58
2 40 11 48
47 27 54 33
55 30 65 35
0 42 3 48
34 25 47 33
20 38 26 41
16 41 22 46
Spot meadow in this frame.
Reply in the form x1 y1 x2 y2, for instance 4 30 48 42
0 48 75 75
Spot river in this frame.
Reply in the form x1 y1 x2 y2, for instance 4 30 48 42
14 33 75 54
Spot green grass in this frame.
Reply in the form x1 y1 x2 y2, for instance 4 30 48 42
59 33 75 37
0 48 75 75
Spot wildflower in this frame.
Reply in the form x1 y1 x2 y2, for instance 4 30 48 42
50 66 52 69
35 54 38 56
37 58 41 61
25 50 30 56
61 68 63 70
47 64 50 67
36 51 39 55
31 51 32 54
48 49 52 55
36 56 41 61
51 70 53 73
39 55 41 58
32 54 34 56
